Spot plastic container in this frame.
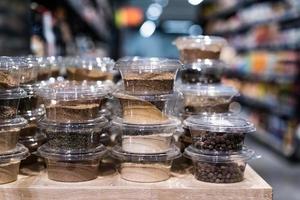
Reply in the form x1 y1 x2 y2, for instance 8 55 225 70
0 56 21 89
111 145 181 183
184 114 256 153
179 59 225 84
19 56 38 85
39 117 108 151
0 143 29 184
0 88 27 119
113 92 180 124
0 117 27 153
112 117 181 154
36 57 60 81
115 57 182 95
178 84 239 114
19 108 45 139
173 35 227 63
38 144 106 182
36 80 109 123
18 83 40 114
66 57 116 81
184 145 258 183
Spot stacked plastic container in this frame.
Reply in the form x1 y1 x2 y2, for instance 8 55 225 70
174 36 259 183
36 80 111 182
111 57 182 183
0 57 30 184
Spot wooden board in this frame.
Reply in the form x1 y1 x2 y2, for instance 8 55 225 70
0 163 272 200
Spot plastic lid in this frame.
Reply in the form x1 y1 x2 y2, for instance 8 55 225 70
38 143 107 160
183 114 256 133
184 145 258 163
79 57 115 72
36 80 109 100
113 90 180 102
22 108 45 121
0 143 29 163
173 35 227 50
0 56 18 70
10 57 29 69
183 59 226 71
178 84 239 97
111 145 181 162
0 116 28 129
115 57 182 71
0 88 27 99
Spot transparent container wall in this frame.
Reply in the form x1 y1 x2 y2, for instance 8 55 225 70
0 162 20 184
19 66 38 85
0 127 20 153
0 68 20 89
179 48 221 63
0 98 19 120
18 93 38 114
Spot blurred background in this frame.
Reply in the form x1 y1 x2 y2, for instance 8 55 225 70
1 0 300 199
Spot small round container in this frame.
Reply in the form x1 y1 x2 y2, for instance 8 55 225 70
178 84 239 114
115 57 182 95
66 57 116 81
36 57 60 81
113 91 181 124
0 117 27 153
38 117 108 152
184 114 256 153
0 88 27 119
179 59 225 84
112 117 182 154
18 83 40 114
184 146 258 183
0 144 29 184
0 56 21 89
19 108 45 139
111 145 181 183
173 35 227 63
38 144 106 182
36 80 109 123
18 56 38 85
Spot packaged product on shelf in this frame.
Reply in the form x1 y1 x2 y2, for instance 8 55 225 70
184 114 255 153
19 108 45 139
0 117 27 153
38 144 106 182
184 146 258 183
112 117 181 154
0 56 21 89
111 145 181 183
115 57 182 95
173 35 227 63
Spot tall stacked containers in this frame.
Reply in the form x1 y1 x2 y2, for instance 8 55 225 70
112 57 182 182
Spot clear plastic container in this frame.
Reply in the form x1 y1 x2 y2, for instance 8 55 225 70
0 88 27 119
0 56 21 89
38 117 108 151
113 91 181 124
19 108 45 139
36 57 60 81
184 114 256 153
184 145 258 183
112 117 181 154
0 143 29 184
178 84 239 114
36 80 109 123
111 145 181 183
18 83 40 114
18 56 39 85
38 144 106 182
173 35 227 63
115 57 182 95
179 59 225 84
0 116 27 153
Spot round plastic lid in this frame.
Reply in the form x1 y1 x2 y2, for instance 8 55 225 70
178 83 239 97
115 57 182 71
22 108 45 121
38 143 107 160
183 59 226 71
0 116 28 129
111 145 181 162
173 35 227 50
184 114 256 133
79 57 115 72
0 56 18 70
0 143 29 163
184 145 258 163
36 80 109 100
0 88 27 99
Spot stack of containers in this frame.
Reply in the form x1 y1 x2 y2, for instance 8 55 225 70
36 80 111 182
0 57 29 184
173 36 259 183
111 57 182 183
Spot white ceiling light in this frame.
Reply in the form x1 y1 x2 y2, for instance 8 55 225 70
139 20 156 38
146 3 163 20
188 0 204 6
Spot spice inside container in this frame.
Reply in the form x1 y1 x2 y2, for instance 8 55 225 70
111 145 181 183
0 117 27 153
112 117 181 154
173 35 227 63
19 108 45 139
184 145 258 183
184 114 256 153
115 57 182 95
18 56 38 85
36 80 109 123
38 144 106 182
0 143 29 184
39 117 108 151
0 56 21 89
